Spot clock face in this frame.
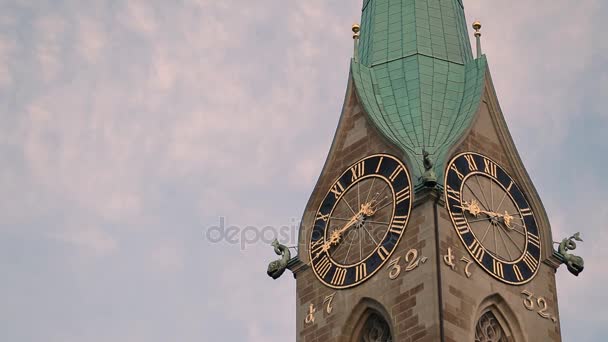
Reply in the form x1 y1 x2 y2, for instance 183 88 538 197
445 152 542 285
309 154 413 289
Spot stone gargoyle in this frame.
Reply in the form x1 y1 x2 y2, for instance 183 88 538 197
267 239 291 280
556 232 584 276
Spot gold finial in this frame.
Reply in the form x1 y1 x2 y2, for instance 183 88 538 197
472 21 482 37
472 21 482 58
352 24 361 61
352 24 360 39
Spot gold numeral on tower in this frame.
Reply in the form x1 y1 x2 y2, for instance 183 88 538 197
452 212 469 234
464 154 478 171
389 166 404 182
331 267 347 286
310 239 325 259
446 185 461 203
523 252 539 271
355 263 367 282
350 161 365 182
484 158 498 177
378 246 390 261
395 186 410 204
528 233 541 249
513 264 524 282
330 182 345 199
316 212 330 222
317 256 333 278
450 164 464 180
375 157 384 173
469 240 485 260
521 208 533 217
389 224 404 235
493 259 504 278
506 181 514 192
390 215 408 234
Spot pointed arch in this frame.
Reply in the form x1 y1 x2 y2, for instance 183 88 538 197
475 311 507 342
341 298 394 342
473 294 525 342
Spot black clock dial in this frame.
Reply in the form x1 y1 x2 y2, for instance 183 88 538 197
309 154 413 289
445 152 542 285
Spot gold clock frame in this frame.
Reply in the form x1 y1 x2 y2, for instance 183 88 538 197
308 153 413 289
444 152 543 285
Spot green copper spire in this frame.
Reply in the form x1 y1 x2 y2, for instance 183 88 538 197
351 0 487 187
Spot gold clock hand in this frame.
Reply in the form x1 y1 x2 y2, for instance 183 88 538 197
314 212 360 260
500 211 514 229
328 209 364 247
459 199 510 222
456 199 483 217
328 201 378 249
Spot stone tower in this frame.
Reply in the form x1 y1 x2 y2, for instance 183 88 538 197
289 1 563 341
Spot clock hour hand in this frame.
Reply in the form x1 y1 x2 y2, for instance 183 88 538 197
456 199 483 217
457 199 515 230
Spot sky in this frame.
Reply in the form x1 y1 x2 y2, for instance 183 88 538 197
0 0 606 341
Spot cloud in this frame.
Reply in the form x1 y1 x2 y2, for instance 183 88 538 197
465 0 606 161
48 225 118 256
149 241 185 271
0 35 15 88
210 244 296 341
77 17 106 63
34 14 65 82
0 0 606 341
122 0 157 35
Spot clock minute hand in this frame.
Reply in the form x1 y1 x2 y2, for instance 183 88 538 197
328 210 363 246
335 215 359 235
329 201 377 246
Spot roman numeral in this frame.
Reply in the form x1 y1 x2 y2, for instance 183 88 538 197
464 154 478 171
528 233 541 249
390 215 408 234
375 157 384 173
452 212 469 234
469 240 485 260
484 158 498 178
315 212 330 222
377 246 390 261
389 166 404 182
355 263 367 282
521 208 533 217
506 181 514 192
310 239 326 259
316 256 333 278
446 185 461 203
395 186 410 204
330 182 345 199
331 267 347 286
389 226 404 235
493 259 504 278
350 161 366 182
450 164 464 180
522 252 539 271
513 264 524 282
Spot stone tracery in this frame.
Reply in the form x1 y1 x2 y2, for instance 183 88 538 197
474 311 508 342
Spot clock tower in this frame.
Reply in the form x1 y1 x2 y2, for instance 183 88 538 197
268 1 574 341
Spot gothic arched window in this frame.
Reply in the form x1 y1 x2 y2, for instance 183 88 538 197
475 311 508 342
359 313 392 342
